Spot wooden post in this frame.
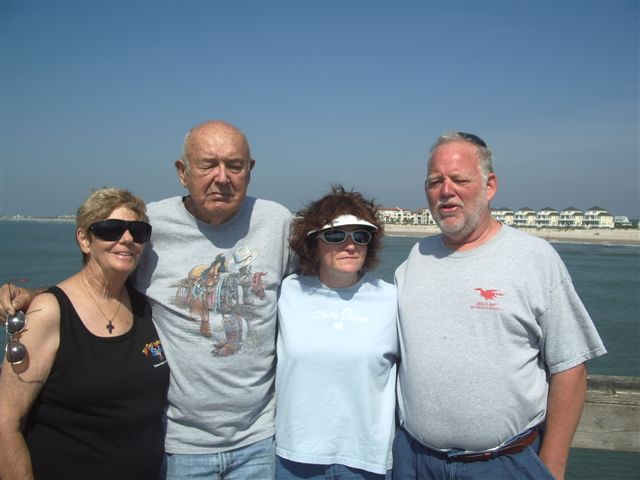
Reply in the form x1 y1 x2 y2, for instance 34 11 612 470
572 375 640 452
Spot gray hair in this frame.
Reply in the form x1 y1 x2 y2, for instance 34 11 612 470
179 127 196 174
428 131 494 180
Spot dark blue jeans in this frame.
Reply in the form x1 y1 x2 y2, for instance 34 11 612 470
392 428 555 480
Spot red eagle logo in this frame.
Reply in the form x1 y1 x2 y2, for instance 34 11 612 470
474 288 504 300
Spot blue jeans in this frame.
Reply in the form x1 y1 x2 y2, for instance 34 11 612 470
392 428 555 480
165 436 276 479
277 456 391 480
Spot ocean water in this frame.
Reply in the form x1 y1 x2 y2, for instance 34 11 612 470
1 220 639 478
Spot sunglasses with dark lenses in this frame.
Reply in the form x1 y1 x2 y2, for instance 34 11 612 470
89 219 152 243
319 229 373 245
457 131 487 148
5 311 27 365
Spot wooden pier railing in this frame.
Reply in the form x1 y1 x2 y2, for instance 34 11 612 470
572 375 640 452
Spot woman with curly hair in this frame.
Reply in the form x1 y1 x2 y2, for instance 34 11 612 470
275 185 397 480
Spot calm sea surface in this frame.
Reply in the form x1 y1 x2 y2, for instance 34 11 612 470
1 220 639 478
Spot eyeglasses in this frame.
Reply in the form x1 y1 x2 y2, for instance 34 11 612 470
5 311 27 365
318 229 372 245
458 132 487 148
89 219 152 243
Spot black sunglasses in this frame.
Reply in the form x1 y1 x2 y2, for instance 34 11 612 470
5 311 27 365
89 219 152 243
318 229 372 245
458 131 487 148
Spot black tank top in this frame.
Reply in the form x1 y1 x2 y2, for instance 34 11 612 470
25 285 169 480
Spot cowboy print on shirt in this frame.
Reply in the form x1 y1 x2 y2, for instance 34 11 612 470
171 245 268 357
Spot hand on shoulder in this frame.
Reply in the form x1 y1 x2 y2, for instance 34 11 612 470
0 283 41 320
2 291 61 377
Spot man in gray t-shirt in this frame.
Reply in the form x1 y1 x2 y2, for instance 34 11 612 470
393 132 605 480
0 120 294 480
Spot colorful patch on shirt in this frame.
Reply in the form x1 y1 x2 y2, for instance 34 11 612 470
142 339 168 367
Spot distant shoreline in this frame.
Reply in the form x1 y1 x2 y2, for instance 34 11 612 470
3 217 639 246
1 217 75 223
384 224 640 246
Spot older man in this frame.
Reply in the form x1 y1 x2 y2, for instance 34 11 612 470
1 120 294 479
393 132 606 480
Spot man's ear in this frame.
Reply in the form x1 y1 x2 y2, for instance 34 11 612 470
486 173 498 202
175 159 188 187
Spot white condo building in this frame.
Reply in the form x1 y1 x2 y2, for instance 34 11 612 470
614 216 632 227
584 207 614 229
514 207 537 227
413 208 437 225
536 207 560 227
491 208 515 225
379 207 413 224
559 207 584 228
381 206 620 229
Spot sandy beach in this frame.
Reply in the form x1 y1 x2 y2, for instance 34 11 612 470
383 224 640 246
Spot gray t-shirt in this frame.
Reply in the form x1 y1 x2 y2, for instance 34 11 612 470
133 196 293 453
394 225 606 452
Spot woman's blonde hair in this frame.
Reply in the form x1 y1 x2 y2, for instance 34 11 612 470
76 187 148 264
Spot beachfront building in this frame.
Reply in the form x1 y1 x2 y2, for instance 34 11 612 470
380 205 623 229
413 208 437 225
379 207 413 224
514 207 537 227
584 207 614 229
559 207 584 228
536 207 560 227
614 216 633 228
491 208 514 225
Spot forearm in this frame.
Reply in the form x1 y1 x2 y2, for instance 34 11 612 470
0 429 34 480
538 363 587 480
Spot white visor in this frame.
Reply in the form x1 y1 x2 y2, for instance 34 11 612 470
307 214 378 236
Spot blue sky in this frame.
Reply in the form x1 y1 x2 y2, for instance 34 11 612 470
2 0 638 219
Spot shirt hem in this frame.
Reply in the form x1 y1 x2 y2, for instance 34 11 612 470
166 430 274 454
276 448 388 475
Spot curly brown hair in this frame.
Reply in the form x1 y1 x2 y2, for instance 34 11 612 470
290 185 384 276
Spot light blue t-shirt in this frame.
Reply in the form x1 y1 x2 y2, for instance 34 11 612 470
275 273 398 475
